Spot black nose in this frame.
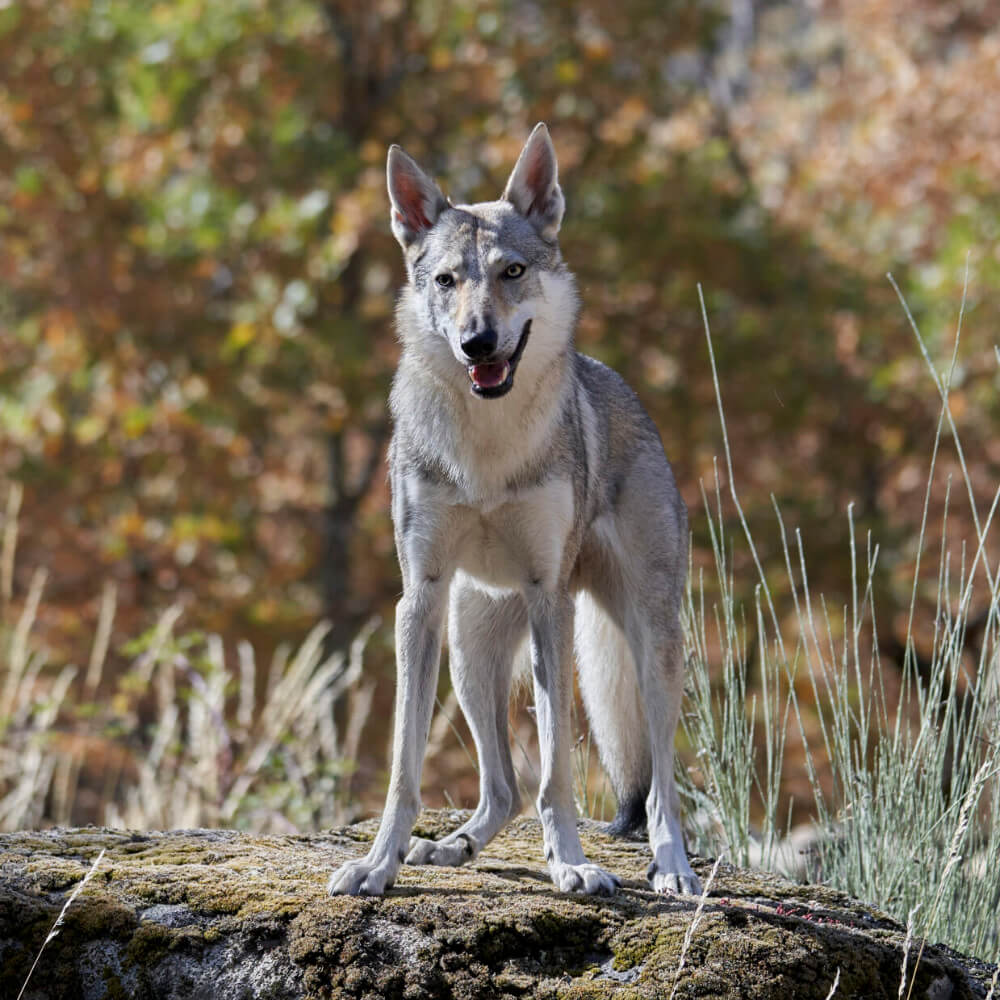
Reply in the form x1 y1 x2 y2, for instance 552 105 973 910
460 328 498 360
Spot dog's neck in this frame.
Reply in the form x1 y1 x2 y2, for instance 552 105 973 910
391 316 575 503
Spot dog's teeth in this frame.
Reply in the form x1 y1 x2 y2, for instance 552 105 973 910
468 361 510 389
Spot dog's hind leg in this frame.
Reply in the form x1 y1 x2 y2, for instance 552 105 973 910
625 601 701 895
611 455 700 895
406 580 527 867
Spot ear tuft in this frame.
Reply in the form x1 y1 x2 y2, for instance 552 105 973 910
502 123 564 241
387 145 448 248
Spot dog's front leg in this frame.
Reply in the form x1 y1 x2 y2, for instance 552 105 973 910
328 579 446 896
529 589 621 895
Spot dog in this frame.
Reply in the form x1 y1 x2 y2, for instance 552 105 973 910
328 123 702 897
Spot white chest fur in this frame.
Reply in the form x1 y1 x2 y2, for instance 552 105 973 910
400 476 575 595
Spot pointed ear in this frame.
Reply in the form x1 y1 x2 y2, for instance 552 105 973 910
502 123 565 242
387 145 448 249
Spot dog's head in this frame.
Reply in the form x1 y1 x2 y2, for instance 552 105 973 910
387 124 574 399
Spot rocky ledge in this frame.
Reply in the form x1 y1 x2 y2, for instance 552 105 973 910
1 810 995 999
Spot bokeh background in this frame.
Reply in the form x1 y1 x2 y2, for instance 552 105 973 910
1 0 998 831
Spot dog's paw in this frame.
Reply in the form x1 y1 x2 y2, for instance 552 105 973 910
647 860 702 896
327 858 396 896
549 861 621 895
405 832 478 867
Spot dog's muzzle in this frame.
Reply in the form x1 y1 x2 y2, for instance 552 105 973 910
467 320 532 399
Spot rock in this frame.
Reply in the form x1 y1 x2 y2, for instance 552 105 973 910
1 810 994 999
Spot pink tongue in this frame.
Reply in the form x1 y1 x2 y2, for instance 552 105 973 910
469 361 509 388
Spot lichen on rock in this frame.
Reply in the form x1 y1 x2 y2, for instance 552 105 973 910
1 811 995 999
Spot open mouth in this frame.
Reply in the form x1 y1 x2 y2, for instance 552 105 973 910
467 320 532 399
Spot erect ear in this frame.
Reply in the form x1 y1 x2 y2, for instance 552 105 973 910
386 145 449 249
501 122 565 242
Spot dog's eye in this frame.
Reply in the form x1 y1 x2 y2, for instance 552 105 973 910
503 262 526 279
435 273 454 288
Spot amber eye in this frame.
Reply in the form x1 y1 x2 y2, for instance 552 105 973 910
435 273 454 288
503 262 526 279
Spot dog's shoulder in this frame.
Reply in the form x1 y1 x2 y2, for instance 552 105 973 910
572 351 663 445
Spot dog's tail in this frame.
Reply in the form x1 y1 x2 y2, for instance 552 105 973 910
573 591 650 837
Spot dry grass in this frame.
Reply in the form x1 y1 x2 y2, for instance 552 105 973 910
0 519 376 832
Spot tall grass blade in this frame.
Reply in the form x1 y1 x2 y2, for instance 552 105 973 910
16 849 105 1000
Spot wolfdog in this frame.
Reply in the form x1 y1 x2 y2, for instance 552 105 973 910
329 124 701 897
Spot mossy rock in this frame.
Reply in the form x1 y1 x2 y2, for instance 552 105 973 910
1 811 994 999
